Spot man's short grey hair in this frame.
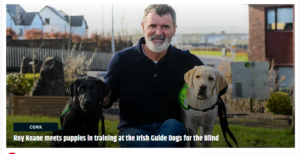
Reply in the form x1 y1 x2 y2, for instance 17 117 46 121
143 4 176 27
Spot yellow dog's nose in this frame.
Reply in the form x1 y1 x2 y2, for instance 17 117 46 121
199 84 207 91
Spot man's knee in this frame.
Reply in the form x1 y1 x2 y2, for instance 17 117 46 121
164 119 185 127
118 127 150 147
163 119 188 134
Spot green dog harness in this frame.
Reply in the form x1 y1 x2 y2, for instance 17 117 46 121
178 84 189 110
59 103 70 130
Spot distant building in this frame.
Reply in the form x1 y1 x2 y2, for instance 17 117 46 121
170 35 178 47
6 4 89 39
6 4 44 39
39 6 88 36
248 4 294 89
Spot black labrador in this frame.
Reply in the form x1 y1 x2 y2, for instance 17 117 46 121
51 76 110 147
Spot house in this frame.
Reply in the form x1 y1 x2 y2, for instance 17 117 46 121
248 4 294 90
6 4 44 39
69 16 89 36
39 5 88 37
6 4 89 39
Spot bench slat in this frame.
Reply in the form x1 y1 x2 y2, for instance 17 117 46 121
10 95 71 117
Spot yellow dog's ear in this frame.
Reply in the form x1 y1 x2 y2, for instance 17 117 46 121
184 66 197 87
215 70 228 95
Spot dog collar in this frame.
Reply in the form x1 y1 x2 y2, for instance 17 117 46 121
188 100 219 112
178 83 219 112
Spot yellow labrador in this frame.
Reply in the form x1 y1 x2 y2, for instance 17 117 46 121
182 66 228 147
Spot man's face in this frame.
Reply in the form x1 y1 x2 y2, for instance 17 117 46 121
142 11 177 53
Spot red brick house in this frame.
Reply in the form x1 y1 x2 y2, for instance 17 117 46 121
248 4 294 89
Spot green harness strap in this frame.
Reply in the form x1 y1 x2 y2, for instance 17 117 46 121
178 84 189 110
58 103 70 130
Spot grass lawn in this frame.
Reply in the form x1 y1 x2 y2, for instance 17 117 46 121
190 50 248 62
210 125 294 147
7 115 294 148
190 50 232 56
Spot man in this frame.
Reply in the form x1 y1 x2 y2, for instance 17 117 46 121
103 4 204 147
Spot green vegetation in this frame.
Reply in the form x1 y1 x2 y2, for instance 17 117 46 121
24 73 40 79
211 125 294 147
190 50 231 56
7 115 294 148
234 55 248 62
6 73 39 95
190 50 248 62
266 92 293 115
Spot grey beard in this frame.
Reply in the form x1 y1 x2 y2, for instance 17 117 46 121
146 37 171 53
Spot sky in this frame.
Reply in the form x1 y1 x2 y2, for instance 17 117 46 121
17 4 249 36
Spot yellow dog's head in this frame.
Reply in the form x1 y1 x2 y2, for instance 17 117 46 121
184 66 228 100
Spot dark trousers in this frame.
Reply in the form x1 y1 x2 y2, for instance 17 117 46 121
118 119 188 147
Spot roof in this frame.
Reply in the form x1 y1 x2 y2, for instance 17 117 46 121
22 12 36 25
22 12 45 25
70 16 88 29
84 19 88 29
6 4 26 25
59 10 68 16
6 4 26 17
70 16 83 26
39 5 88 29
40 5 68 23
7 10 44 26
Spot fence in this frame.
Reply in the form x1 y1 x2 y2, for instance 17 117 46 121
6 46 113 71
7 93 70 117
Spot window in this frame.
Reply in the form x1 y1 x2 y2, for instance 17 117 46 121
266 7 293 31
45 18 50 24
267 9 275 30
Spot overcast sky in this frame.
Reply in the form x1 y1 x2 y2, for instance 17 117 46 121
17 4 249 36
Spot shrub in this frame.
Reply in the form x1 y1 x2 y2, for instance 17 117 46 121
6 28 19 39
63 43 96 96
24 28 43 39
6 73 38 95
24 73 40 80
266 92 292 115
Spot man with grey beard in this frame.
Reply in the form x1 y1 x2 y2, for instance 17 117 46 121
103 4 204 147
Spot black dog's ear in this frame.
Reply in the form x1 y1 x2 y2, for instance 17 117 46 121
67 79 80 97
97 79 111 103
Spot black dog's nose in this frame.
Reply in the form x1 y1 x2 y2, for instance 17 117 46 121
85 97 91 104
199 85 207 91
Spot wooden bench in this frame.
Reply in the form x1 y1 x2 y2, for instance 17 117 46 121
8 93 70 117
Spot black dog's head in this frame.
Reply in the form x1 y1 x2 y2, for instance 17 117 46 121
67 76 110 112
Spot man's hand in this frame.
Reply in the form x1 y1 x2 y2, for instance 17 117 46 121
103 91 111 107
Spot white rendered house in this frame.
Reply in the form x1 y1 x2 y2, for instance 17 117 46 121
6 4 44 39
39 5 88 36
